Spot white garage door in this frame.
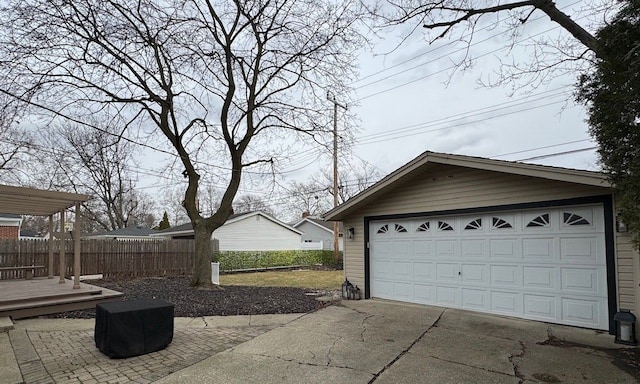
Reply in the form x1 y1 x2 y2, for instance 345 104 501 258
370 204 609 330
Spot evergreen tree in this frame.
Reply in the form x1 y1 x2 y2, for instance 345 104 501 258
577 0 640 243
157 211 171 231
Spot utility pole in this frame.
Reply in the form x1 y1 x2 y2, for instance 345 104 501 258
327 92 347 264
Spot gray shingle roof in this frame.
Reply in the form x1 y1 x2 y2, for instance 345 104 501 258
90 226 159 237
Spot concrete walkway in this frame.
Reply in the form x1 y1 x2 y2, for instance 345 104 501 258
2 301 638 383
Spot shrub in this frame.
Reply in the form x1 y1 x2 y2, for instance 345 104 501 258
215 250 342 271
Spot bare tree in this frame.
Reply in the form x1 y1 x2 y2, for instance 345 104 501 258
322 158 383 204
233 194 274 215
285 179 333 221
0 95 34 184
44 120 144 232
0 0 365 287
377 0 611 88
284 158 382 221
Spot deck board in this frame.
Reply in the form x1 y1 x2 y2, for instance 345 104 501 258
0 278 123 319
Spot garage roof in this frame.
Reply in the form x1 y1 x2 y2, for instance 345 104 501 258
0 184 91 216
324 151 611 221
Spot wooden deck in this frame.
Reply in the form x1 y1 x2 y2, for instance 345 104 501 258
0 278 123 319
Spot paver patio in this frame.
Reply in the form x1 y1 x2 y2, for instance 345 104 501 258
7 315 300 384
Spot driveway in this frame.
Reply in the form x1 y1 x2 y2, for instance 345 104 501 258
3 300 637 383
158 300 638 384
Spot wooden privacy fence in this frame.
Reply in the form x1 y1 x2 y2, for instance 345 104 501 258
0 239 195 279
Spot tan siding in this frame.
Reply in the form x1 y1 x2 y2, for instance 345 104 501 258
615 229 638 313
343 217 365 289
612 204 639 339
360 166 606 216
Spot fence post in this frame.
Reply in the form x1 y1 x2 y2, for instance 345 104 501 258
211 239 220 262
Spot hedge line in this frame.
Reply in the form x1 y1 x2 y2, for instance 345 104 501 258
215 249 342 271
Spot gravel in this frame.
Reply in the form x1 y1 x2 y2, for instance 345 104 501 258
47 276 340 319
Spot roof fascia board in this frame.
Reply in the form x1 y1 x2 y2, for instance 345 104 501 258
427 153 610 187
150 212 303 236
296 218 334 234
229 212 303 235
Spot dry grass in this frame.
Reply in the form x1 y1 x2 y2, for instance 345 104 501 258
219 269 343 290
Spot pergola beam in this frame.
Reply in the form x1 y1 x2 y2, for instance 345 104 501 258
0 184 90 216
0 184 91 288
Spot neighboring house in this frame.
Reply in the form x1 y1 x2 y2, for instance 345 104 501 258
324 151 639 336
292 217 344 251
153 211 303 251
19 229 45 240
83 226 159 240
0 213 22 239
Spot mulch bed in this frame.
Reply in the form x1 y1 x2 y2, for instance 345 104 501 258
47 276 339 319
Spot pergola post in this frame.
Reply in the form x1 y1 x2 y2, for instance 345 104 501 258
59 210 65 284
73 202 81 289
48 214 54 278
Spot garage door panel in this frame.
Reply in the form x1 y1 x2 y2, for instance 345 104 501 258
393 240 411 258
560 237 599 263
373 241 392 256
462 288 488 310
393 282 412 300
524 294 557 320
436 263 459 282
414 284 434 303
412 240 433 258
413 262 435 281
372 260 393 279
523 238 554 262
489 239 519 260
491 291 520 315
436 286 459 306
369 204 608 330
561 268 602 295
561 298 601 327
523 266 556 290
393 261 412 280
461 264 488 284
490 265 519 287
461 239 485 258
372 280 393 298
436 240 456 259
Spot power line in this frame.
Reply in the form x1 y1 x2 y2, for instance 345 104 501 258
492 139 594 158
351 0 585 86
354 88 568 144
356 10 596 101
516 146 598 161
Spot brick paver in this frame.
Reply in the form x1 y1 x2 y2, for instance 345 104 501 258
11 325 274 383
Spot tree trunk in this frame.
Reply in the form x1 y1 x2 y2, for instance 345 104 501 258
190 223 215 288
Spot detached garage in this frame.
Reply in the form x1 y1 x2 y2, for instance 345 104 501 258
324 151 639 335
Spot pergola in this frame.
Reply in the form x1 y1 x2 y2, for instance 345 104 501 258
0 184 91 288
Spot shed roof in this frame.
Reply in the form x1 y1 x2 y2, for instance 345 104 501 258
0 184 90 216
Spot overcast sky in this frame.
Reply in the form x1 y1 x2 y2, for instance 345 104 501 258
346 0 604 173
136 0 607 220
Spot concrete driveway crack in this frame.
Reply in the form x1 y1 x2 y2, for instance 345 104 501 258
327 336 342 366
361 314 374 342
253 352 362 372
508 341 526 384
368 308 446 384
428 355 518 379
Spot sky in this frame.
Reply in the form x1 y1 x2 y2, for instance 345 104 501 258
135 0 607 221
344 0 603 175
